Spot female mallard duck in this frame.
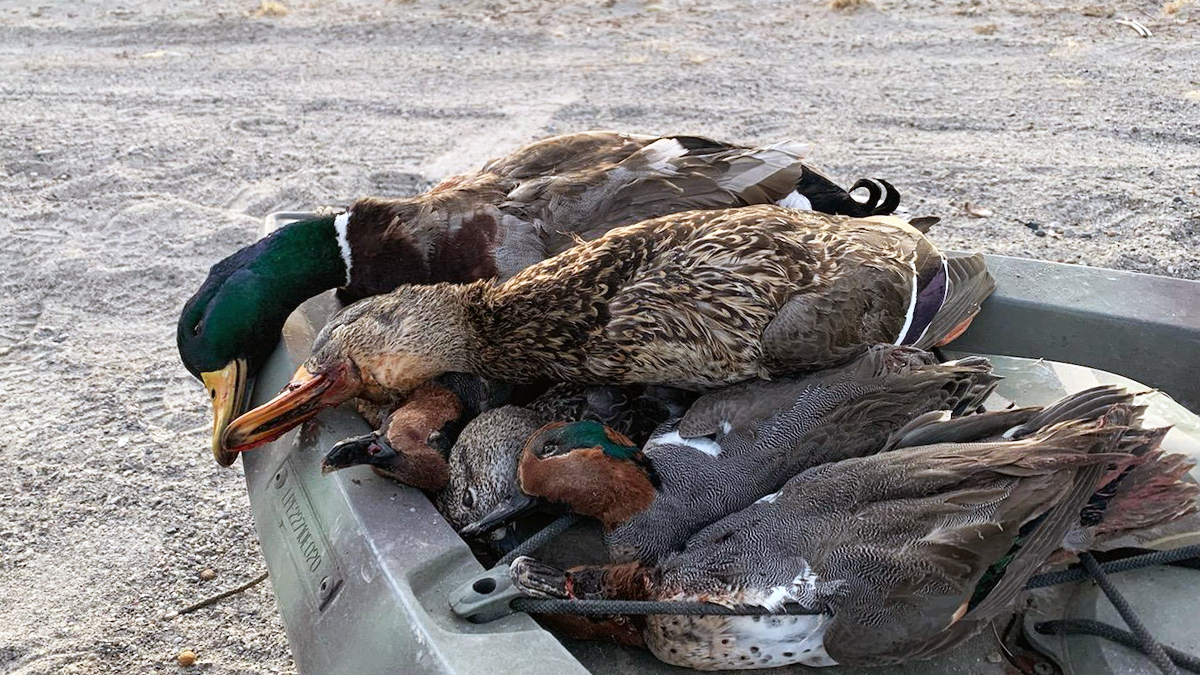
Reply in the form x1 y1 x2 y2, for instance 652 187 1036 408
179 131 899 465
221 207 995 453
509 406 1197 669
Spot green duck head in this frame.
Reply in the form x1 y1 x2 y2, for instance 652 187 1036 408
177 214 349 466
462 420 656 535
528 420 642 461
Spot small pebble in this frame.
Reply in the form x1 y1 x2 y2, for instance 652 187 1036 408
1024 220 1041 230
1174 195 1185 204
1034 229 1047 237
987 651 1004 663
161 611 179 621
200 568 217 581
177 650 196 667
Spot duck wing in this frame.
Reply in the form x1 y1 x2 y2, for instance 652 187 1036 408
676 344 940 439
760 219 995 370
481 131 657 179
914 253 997 349
501 135 809 254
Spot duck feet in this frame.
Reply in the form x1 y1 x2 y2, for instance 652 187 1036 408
510 556 573 599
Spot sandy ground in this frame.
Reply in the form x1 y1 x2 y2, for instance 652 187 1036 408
1 0 1198 673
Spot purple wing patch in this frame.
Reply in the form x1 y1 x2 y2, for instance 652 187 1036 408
898 256 948 346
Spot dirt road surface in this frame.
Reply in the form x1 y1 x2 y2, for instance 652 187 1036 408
1 0 1197 672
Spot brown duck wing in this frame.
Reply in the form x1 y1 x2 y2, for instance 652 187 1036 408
760 216 996 371
759 220 919 372
480 131 657 179
502 136 808 255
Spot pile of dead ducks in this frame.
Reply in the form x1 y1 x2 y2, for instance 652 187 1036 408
178 131 1198 670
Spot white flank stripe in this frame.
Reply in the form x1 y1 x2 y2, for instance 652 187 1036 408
893 258 919 345
775 190 813 211
333 211 354 285
648 430 722 457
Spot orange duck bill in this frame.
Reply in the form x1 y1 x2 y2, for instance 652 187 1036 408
221 364 358 453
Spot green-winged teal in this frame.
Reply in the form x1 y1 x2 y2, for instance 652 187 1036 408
510 405 1196 669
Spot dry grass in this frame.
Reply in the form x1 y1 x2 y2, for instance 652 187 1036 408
250 0 288 17
974 23 999 34
1163 0 1193 14
829 0 872 11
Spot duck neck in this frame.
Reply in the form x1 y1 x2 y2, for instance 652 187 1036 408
249 215 352 316
378 444 451 492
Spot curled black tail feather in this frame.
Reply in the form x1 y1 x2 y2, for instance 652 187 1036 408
850 177 901 215
1010 385 1140 439
794 166 902 217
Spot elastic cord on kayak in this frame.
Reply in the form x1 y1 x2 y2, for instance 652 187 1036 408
1025 544 1200 588
504 542 1200 614
1072 552 1180 675
1036 619 1200 674
496 514 580 567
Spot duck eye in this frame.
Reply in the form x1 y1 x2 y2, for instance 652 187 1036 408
192 322 201 336
541 441 560 457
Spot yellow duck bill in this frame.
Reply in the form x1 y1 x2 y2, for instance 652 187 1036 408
201 359 249 467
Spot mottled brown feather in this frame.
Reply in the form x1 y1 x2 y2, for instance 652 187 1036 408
306 206 976 399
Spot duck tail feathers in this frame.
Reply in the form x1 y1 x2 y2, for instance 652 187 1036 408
915 254 996 350
1053 423 1194 553
849 177 901 216
1088 448 1199 542
1008 385 1140 439
787 166 902 217
886 408 1035 451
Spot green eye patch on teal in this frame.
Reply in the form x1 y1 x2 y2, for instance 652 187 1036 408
541 420 641 460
